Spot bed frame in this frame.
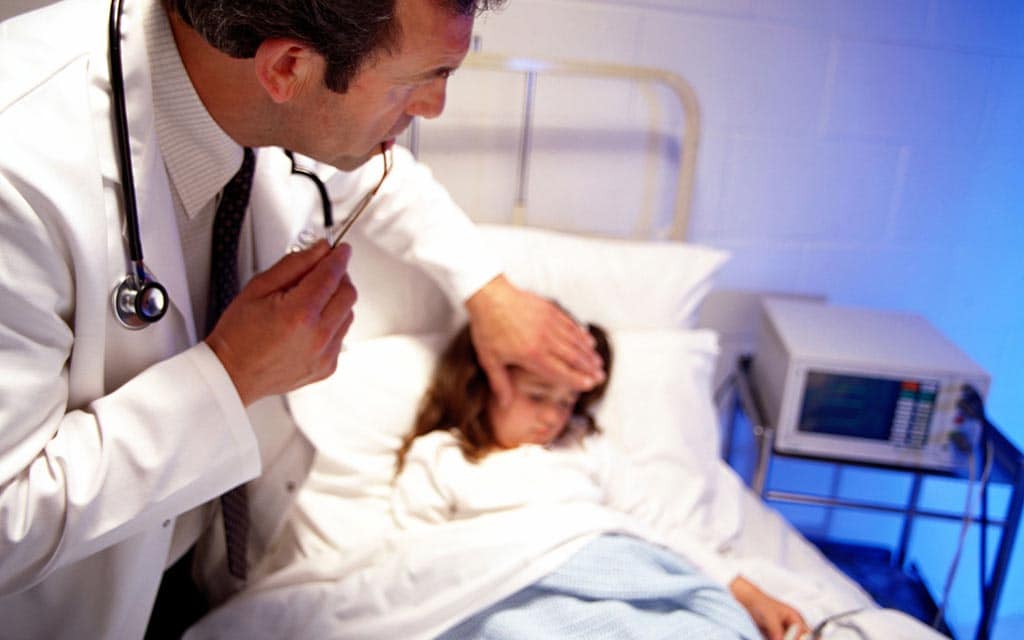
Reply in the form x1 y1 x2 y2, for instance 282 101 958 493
402 51 701 242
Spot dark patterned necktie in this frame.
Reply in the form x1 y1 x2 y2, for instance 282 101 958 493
207 147 256 580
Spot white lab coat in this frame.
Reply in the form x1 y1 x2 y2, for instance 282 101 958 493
0 0 499 637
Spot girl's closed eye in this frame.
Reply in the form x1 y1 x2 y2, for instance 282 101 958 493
525 389 576 413
553 398 575 413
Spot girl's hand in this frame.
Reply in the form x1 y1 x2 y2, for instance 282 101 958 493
730 575 809 640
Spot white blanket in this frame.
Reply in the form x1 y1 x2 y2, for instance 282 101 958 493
185 468 946 639
187 503 648 639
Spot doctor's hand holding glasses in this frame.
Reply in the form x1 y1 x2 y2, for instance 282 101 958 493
205 144 392 407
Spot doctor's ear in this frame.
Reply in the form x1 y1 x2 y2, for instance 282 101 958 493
253 39 321 104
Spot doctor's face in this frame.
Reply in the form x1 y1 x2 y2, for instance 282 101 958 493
487 369 580 449
296 0 473 170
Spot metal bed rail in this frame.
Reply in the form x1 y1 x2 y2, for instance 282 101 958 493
408 51 701 242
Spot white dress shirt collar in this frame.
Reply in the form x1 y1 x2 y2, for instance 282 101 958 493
144 0 243 219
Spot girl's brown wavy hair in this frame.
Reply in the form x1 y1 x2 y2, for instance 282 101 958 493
395 322 612 473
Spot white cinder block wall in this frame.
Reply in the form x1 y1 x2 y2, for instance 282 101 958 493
463 1 1024 638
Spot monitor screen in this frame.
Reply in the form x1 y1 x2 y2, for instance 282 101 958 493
797 372 902 440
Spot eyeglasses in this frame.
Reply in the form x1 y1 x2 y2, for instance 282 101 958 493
329 142 393 247
289 142 394 251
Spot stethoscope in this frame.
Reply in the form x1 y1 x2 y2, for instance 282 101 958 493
107 0 334 329
108 0 167 329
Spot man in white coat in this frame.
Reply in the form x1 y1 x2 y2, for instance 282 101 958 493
0 0 605 637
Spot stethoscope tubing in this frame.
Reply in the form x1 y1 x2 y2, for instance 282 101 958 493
108 0 169 329
285 150 333 228
108 0 144 269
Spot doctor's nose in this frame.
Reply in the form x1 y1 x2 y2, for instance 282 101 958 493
406 78 447 119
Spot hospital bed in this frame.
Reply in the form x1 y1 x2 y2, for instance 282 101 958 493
185 53 949 639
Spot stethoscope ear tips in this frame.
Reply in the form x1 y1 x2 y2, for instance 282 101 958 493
112 270 168 329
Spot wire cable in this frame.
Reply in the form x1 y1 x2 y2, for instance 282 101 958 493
932 405 994 629
958 384 996 617
809 607 868 639
932 444 976 629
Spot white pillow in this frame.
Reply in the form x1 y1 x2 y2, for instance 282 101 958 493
344 227 454 342
344 224 729 341
598 329 726 542
477 224 730 331
286 333 448 555
598 329 721 481
286 327 723 556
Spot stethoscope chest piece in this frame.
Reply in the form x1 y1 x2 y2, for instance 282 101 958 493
112 270 168 329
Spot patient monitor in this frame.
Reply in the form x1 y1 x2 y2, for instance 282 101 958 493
752 299 990 472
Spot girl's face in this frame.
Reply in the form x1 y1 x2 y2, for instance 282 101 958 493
487 369 580 448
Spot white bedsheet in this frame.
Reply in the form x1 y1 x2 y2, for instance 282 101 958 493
185 464 946 639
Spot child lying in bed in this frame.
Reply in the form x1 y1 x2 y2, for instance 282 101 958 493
392 321 811 640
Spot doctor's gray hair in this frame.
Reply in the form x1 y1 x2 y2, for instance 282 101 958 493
167 0 504 93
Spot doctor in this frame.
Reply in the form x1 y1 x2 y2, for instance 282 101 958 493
0 0 605 637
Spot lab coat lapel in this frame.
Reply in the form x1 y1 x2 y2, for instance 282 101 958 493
132 129 196 343
250 149 317 273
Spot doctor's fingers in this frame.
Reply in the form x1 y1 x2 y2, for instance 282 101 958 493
479 349 515 408
537 329 605 390
313 281 357 358
528 346 602 396
245 240 331 298
297 270 356 362
305 312 354 383
287 242 354 312
545 313 603 371
280 271 355 375
317 269 358 328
